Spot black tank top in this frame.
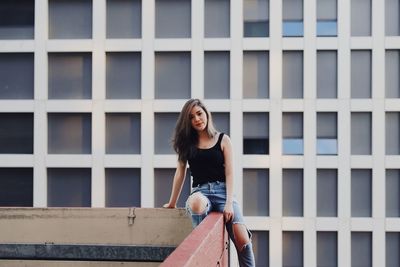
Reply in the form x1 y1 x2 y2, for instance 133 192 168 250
188 133 226 187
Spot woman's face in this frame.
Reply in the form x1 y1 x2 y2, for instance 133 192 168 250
189 105 208 132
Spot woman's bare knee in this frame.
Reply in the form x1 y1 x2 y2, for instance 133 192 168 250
187 192 208 214
233 224 251 251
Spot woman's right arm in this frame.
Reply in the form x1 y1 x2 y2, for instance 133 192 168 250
163 160 188 208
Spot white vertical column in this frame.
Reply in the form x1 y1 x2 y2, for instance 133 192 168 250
191 0 204 99
91 0 106 207
33 0 48 207
230 0 243 100
372 0 386 266
338 0 352 264
141 0 156 207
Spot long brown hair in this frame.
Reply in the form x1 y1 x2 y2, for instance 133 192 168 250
172 99 217 162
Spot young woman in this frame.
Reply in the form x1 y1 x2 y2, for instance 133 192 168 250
163 99 255 267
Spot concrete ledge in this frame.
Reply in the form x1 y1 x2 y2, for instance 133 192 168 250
161 212 228 267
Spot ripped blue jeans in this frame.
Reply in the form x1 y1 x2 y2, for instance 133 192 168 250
185 181 255 267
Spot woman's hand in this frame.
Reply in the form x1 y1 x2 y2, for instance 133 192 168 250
163 203 176 208
223 202 234 222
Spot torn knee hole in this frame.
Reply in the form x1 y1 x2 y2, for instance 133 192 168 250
187 193 208 214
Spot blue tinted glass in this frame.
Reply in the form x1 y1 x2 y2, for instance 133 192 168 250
317 21 337 36
283 21 303 37
283 138 304 155
317 139 338 155
244 21 269 37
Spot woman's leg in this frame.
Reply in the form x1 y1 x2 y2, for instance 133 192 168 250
185 191 211 228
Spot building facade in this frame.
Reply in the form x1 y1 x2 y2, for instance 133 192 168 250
0 0 400 266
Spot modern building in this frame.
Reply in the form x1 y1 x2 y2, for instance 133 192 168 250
0 0 399 266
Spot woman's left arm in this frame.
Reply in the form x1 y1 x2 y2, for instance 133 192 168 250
222 134 234 222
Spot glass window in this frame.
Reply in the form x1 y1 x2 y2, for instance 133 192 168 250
0 53 34 99
155 52 191 99
351 112 372 155
252 231 269 267
205 0 230 38
243 112 269 154
282 51 303 98
243 0 269 37
283 0 303 37
243 51 269 98
106 113 141 154
154 168 191 207
317 112 337 155
283 112 303 155
386 0 400 36
282 231 303 267
49 0 92 39
212 112 230 135
0 168 33 207
386 232 400 267
105 168 141 207
386 50 400 98
48 113 92 154
48 168 91 207
0 113 33 154
351 232 372 267
48 53 92 99
317 51 337 98
317 169 337 217
386 112 400 155
351 50 372 98
204 51 230 99
155 0 191 38
351 169 372 217
386 169 400 217
154 113 179 154
282 169 303 216
106 0 141 39
243 169 269 216
317 232 338 267
106 52 141 99
317 0 337 36
351 0 371 36
0 0 34 39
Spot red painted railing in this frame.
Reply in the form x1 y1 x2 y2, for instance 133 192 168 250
161 212 229 267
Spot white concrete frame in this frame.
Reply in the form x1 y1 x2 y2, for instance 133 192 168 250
0 0 400 266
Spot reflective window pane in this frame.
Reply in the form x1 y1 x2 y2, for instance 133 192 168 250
0 53 34 99
283 0 303 37
105 168 141 207
212 112 230 135
106 113 141 154
48 168 91 207
155 0 191 38
205 0 230 38
317 51 337 98
386 232 400 267
155 52 191 99
317 232 338 267
155 113 178 154
48 53 92 99
351 0 371 36
0 0 34 39
351 112 372 155
252 231 269 267
283 231 303 267
243 113 269 154
0 168 33 207
351 232 372 267
386 50 400 98
317 169 338 217
386 169 400 217
0 113 33 154
317 112 337 155
106 0 141 39
106 52 141 99
386 112 400 155
49 0 92 39
243 0 269 37
351 169 372 217
386 0 400 36
317 0 337 36
48 113 92 154
243 51 269 98
204 52 230 99
282 51 303 98
283 112 303 155
154 168 191 208
283 169 303 217
243 169 269 216
351 50 372 98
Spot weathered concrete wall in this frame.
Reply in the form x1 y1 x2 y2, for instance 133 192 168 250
0 208 192 245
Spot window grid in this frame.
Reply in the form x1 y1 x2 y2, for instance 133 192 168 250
0 0 398 266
